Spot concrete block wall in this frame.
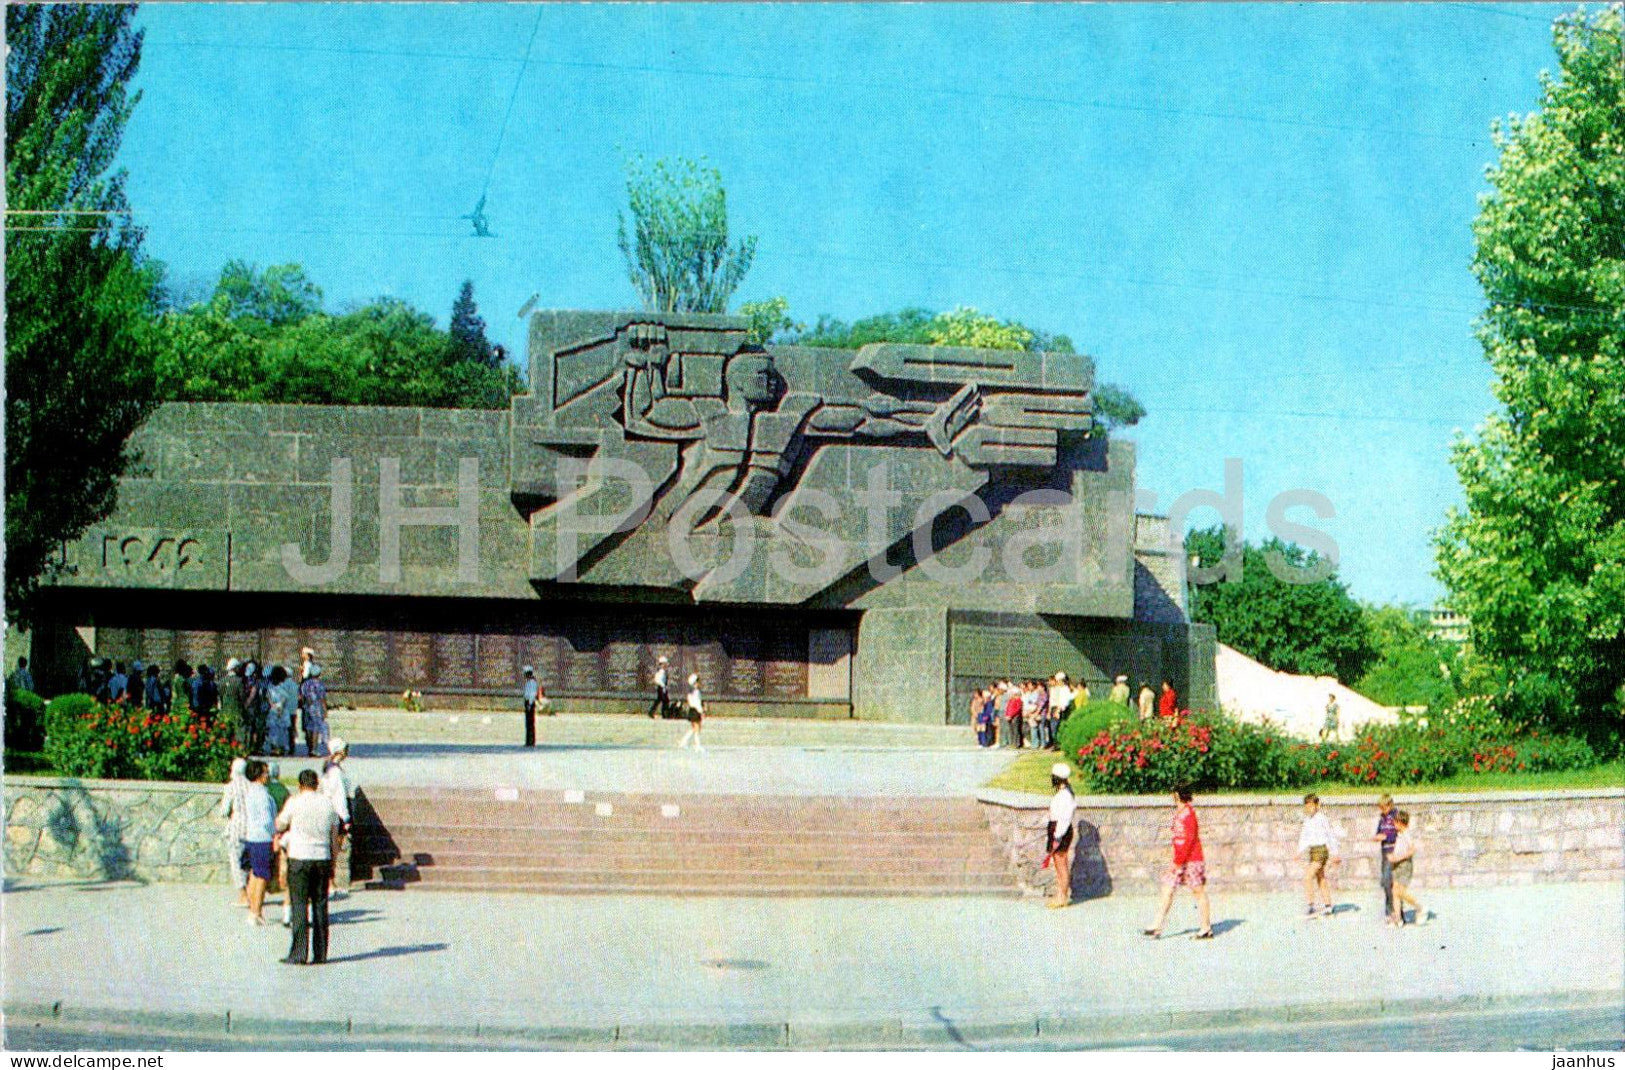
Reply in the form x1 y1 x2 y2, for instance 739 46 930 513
980 789 1625 899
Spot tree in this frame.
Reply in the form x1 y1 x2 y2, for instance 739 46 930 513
617 156 757 313
4 4 158 624
1354 605 1462 710
149 264 523 410
789 305 1146 432
737 296 801 346
1187 526 1376 683
448 279 495 368
212 260 321 325
1434 8 1625 732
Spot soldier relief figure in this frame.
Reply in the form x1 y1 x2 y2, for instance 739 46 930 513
516 312 1100 597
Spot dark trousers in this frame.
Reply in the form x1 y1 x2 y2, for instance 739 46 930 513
647 686 670 718
286 858 333 964
524 701 537 747
1379 852 1394 916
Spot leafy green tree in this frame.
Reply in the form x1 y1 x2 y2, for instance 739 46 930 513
617 156 756 313
212 260 321 325
1435 8 1625 731
737 296 801 346
1187 526 1376 683
789 305 1145 431
4 4 158 624
448 279 495 368
1354 605 1462 710
150 265 522 409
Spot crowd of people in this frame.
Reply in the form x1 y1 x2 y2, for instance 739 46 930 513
219 737 355 965
970 673 1181 749
79 646 335 758
1043 768 1432 934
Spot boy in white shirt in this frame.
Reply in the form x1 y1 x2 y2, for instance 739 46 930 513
1296 793 1341 919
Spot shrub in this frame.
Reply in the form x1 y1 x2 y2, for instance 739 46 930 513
1055 700 1134 760
43 693 236 782
1068 702 1600 793
5 688 46 751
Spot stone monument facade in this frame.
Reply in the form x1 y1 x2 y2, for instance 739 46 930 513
30 311 1215 722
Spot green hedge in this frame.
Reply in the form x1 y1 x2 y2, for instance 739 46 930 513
1067 703 1599 794
1055 700 1136 761
44 693 236 782
5 688 46 751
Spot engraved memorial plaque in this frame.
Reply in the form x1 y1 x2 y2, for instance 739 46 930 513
261 629 303 674
222 631 261 664
475 634 517 690
178 630 221 669
349 630 390 686
683 626 727 696
763 629 808 697
562 621 605 692
97 628 141 666
393 632 433 687
435 633 477 688
520 632 562 690
605 632 643 694
304 629 344 681
722 628 763 697
140 629 176 669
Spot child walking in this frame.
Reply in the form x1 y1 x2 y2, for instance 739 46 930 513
677 672 705 752
1388 810 1427 927
1143 785 1214 940
1296 793 1341 919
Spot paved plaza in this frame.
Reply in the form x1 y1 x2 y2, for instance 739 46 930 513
4 878 1621 1048
275 711 1011 797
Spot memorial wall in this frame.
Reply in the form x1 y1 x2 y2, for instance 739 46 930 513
34 310 1216 722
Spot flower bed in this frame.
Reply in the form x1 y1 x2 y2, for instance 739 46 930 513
43 693 236 783
1073 703 1598 793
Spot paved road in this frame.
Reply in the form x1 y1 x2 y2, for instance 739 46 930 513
5 879 1620 1050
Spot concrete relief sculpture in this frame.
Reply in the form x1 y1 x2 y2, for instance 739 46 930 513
511 312 1102 604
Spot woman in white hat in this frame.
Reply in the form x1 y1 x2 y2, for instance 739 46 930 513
1046 763 1077 909
677 672 705 752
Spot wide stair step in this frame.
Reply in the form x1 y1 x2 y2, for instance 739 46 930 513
351 787 1017 897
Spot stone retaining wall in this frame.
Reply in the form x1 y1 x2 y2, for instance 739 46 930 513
979 788 1625 899
9 775 1623 894
4 776 227 883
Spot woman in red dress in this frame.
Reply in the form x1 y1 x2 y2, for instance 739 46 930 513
1157 680 1178 719
1144 784 1214 940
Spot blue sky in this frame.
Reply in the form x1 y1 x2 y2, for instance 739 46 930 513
120 2 1578 607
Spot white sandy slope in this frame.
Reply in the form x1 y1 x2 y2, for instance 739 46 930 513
1216 643 1398 742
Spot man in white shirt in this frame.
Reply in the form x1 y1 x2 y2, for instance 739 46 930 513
647 656 671 719
242 760 277 926
321 738 353 898
1296 793 1342 919
276 768 339 965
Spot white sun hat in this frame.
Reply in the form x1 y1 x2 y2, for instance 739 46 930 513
1051 763 1072 780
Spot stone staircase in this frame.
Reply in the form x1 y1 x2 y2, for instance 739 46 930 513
352 787 1019 897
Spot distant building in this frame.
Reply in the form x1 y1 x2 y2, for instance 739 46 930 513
1430 608 1470 644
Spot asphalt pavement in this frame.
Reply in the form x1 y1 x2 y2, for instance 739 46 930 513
4 878 1621 1050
